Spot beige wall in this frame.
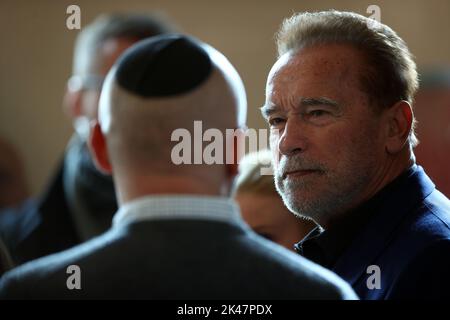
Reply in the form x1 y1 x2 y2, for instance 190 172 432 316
1 0 449 195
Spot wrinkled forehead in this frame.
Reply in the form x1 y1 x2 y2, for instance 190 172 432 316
267 44 366 94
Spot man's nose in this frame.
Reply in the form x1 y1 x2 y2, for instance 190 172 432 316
277 119 307 156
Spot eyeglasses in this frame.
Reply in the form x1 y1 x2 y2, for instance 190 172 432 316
68 75 105 91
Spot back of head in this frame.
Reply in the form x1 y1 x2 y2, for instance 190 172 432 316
276 10 419 148
96 35 247 196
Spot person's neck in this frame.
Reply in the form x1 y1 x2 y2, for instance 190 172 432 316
320 151 415 230
115 174 228 206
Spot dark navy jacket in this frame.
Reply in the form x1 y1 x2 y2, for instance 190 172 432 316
330 165 450 299
0 162 80 266
0 140 117 266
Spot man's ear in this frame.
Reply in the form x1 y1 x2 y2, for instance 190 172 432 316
89 121 112 174
385 100 413 154
63 83 83 121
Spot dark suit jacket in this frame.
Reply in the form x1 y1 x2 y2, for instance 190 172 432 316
0 236 13 277
330 166 450 299
0 161 80 266
0 139 117 266
0 218 357 299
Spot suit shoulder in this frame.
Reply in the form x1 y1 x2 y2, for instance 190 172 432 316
239 232 358 299
422 190 450 230
0 228 123 299
397 189 450 246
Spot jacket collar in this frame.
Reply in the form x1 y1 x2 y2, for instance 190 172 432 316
332 165 435 285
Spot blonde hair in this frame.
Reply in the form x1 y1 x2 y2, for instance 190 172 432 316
276 10 419 147
234 150 276 196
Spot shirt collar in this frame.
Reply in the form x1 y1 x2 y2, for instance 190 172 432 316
113 195 247 230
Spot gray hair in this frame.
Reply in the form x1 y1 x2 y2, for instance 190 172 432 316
276 10 419 147
73 13 177 76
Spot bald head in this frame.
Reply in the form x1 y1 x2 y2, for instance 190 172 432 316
90 35 247 200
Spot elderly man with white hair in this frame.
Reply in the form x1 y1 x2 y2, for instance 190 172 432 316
0 34 356 299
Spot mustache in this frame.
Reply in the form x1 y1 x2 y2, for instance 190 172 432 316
275 156 326 179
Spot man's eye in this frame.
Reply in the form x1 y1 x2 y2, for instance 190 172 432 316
268 118 285 126
303 109 334 126
309 109 328 117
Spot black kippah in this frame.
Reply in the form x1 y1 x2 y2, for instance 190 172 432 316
115 34 213 97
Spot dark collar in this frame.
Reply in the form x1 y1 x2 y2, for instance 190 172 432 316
295 165 435 285
63 136 117 240
294 176 387 268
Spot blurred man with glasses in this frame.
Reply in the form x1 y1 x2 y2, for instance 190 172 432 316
0 13 175 267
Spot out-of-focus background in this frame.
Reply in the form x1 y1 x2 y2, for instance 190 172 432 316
1 0 450 196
